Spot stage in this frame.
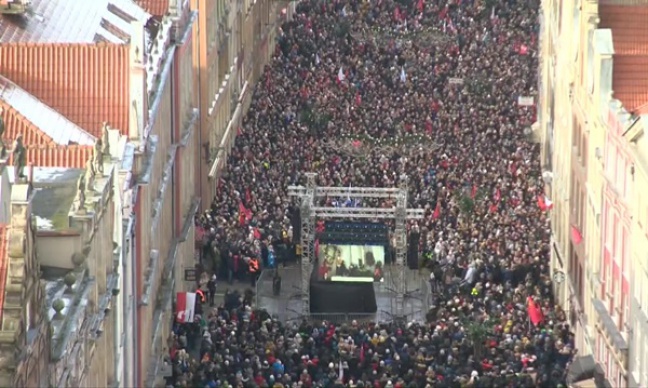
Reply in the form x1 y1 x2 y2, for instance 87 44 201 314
256 265 432 322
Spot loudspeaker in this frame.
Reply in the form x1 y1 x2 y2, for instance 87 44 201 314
407 232 420 269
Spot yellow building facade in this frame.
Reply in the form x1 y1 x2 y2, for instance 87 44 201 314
627 117 648 387
194 0 287 206
540 0 648 385
540 0 600 355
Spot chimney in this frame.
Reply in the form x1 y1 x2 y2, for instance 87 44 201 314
168 0 179 16
129 20 148 142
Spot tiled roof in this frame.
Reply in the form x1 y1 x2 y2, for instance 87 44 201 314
0 101 56 147
599 4 648 113
0 225 7 329
0 76 95 146
0 0 151 44
6 145 93 169
0 44 131 137
135 0 169 16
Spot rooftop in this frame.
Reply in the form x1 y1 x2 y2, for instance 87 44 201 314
8 167 84 231
599 4 648 114
0 75 95 146
0 0 151 44
135 0 169 17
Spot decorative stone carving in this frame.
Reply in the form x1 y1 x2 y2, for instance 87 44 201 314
85 158 95 192
93 138 104 175
52 299 65 320
101 122 110 159
12 134 26 180
64 273 76 293
77 174 86 211
71 252 86 268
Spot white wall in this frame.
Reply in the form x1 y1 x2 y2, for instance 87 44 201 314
0 164 10 224
36 235 82 268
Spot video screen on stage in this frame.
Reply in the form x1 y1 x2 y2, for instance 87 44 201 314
317 244 385 282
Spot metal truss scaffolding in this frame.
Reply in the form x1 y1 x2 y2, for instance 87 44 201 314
288 174 425 318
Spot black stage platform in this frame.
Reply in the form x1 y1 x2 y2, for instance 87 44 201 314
310 280 377 313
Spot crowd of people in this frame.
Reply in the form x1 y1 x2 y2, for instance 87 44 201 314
175 0 578 386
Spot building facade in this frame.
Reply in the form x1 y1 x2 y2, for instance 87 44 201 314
37 161 118 387
0 0 200 386
627 116 648 387
0 163 49 388
189 0 285 206
540 0 648 385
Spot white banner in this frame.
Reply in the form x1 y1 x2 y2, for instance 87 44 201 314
448 77 464 85
518 96 535 106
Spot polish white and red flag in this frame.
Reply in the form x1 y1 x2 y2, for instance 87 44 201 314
176 292 196 323
537 195 554 211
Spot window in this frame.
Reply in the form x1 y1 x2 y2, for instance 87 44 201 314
605 141 616 180
573 2 580 63
617 292 625 329
616 154 625 195
582 134 588 169
579 189 585 230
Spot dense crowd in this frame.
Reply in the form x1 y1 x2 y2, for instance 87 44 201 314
177 0 577 386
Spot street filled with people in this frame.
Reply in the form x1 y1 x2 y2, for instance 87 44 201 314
174 0 576 386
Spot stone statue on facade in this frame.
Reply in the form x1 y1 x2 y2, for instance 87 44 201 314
85 157 95 192
101 122 110 159
93 138 104 175
12 134 26 180
77 174 86 211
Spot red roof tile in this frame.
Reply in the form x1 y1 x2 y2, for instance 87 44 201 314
0 225 7 329
599 5 648 113
135 0 169 16
5 145 94 169
0 44 131 137
0 101 57 147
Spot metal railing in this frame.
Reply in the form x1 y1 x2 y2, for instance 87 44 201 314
287 312 377 324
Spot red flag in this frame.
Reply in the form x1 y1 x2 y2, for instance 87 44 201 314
433 202 441 219
394 6 402 21
537 195 554 211
527 296 544 326
489 203 498 213
245 188 252 204
471 185 477 199
253 227 261 240
494 188 501 202
355 92 362 106
239 202 248 226
416 0 424 13
571 226 583 245
360 345 365 362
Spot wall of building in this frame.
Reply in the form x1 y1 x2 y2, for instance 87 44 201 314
131 6 200 385
629 123 648 386
194 0 282 208
541 1 646 385
0 179 49 387
0 160 10 224
541 0 602 357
